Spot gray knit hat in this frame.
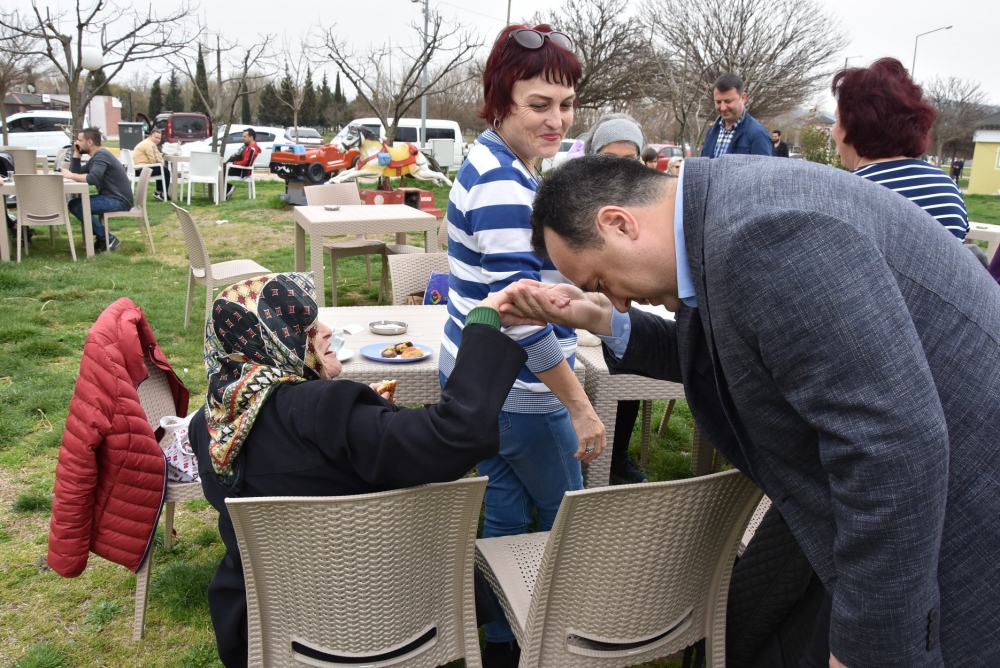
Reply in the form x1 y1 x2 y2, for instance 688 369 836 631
585 113 646 156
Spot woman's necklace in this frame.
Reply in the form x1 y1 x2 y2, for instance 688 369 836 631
493 128 542 188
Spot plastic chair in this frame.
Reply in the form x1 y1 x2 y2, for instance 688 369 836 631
225 477 488 668
387 253 451 305
186 151 223 205
13 174 77 262
172 203 271 328
225 157 258 200
384 214 448 256
103 166 156 253
304 182 386 305
738 496 772 558
6 147 39 175
53 147 71 173
476 469 763 668
132 358 204 640
119 148 139 192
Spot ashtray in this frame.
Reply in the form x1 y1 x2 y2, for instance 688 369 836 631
369 320 408 336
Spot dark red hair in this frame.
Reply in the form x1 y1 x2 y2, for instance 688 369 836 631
831 57 937 159
479 23 583 125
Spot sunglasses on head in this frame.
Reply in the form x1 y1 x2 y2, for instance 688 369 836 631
499 29 574 58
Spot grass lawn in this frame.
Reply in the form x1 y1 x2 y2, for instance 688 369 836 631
965 194 1000 225
0 175 691 667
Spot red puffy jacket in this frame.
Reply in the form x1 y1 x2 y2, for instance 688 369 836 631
48 298 189 577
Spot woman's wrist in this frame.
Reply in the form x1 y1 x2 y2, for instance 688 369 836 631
466 304 501 330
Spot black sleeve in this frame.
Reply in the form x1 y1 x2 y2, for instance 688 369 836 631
316 324 526 488
604 307 684 383
70 156 88 174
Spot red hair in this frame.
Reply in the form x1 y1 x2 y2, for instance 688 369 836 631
479 24 582 125
831 57 937 159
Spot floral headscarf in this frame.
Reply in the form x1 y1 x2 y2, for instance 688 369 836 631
203 272 327 486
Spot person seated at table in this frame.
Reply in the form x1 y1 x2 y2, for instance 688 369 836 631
223 128 261 201
188 272 527 668
132 128 170 201
62 127 133 252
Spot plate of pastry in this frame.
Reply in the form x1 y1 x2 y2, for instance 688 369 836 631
360 342 434 363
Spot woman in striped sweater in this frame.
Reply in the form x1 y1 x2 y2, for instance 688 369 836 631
441 24 605 666
832 58 969 240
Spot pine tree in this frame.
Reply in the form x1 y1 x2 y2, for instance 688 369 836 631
85 67 108 99
164 71 184 113
256 82 281 126
334 72 344 104
299 67 317 129
189 44 211 115
278 66 296 127
240 85 252 124
148 77 163 118
318 72 333 129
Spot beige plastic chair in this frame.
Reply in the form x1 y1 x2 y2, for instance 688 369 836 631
13 174 77 262
172 203 271 328
225 477 488 668
103 166 156 253
387 253 451 305
132 358 205 640
6 147 39 174
225 161 257 200
53 147 71 172
186 151 223 205
304 182 386 305
385 215 449 256
738 495 772 558
476 469 763 668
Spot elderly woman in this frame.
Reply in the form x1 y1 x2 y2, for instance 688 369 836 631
441 23 604 665
832 58 969 240
189 273 527 668
667 156 683 176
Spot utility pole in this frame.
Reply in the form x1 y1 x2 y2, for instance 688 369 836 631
507 0 512 24
412 0 429 146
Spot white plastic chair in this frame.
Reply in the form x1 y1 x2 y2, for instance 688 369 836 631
476 469 763 668
186 152 223 205
13 174 77 262
225 477 488 668
103 167 156 253
119 149 139 192
225 159 257 200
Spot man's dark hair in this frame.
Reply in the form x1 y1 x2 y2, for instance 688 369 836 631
79 128 102 145
772 129 782 136
713 73 744 95
531 155 670 256
243 127 256 139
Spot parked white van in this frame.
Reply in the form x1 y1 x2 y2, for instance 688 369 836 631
0 111 77 163
334 117 467 170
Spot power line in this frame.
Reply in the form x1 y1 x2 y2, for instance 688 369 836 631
438 1 505 23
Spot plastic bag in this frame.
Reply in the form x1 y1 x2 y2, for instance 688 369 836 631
159 414 200 483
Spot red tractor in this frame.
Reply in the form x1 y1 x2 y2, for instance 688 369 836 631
270 143 361 204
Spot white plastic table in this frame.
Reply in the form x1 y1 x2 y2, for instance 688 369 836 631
0 178 94 261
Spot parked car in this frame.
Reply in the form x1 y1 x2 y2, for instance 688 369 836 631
0 110 78 163
180 125 288 170
151 111 212 144
284 127 324 146
334 117 467 169
541 139 576 172
647 143 689 172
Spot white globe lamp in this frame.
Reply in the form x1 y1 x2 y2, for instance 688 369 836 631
80 45 103 72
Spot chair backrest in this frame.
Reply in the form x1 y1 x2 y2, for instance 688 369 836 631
387 253 451 305
7 148 38 175
436 216 449 250
13 174 70 226
189 151 222 178
520 469 762 668
137 359 176 448
226 477 487 668
120 148 135 169
171 203 212 276
304 182 363 206
54 147 70 172
133 167 152 209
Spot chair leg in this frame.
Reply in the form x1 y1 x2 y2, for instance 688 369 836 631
103 214 110 251
163 501 175 551
657 399 676 437
329 251 338 307
187 179 192 205
379 253 389 304
142 210 155 253
185 271 195 328
365 255 373 289
49 227 55 248
16 219 22 262
133 551 152 641
65 221 77 262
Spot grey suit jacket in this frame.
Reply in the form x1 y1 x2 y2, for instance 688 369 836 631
607 156 1000 668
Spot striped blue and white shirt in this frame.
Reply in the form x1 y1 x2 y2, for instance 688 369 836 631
854 159 969 240
441 129 577 414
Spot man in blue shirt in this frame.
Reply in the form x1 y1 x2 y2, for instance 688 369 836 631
700 74 772 158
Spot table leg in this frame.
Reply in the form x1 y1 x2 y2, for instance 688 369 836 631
311 233 327 308
168 162 178 202
0 209 9 260
294 221 305 271
81 192 94 258
396 232 407 246
689 424 717 477
425 226 440 253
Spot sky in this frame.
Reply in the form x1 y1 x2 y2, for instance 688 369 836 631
7 0 1000 110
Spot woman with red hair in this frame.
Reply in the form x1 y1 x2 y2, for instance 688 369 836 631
832 58 969 240
440 25 604 667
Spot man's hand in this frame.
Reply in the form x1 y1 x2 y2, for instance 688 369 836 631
71 142 81 159
498 280 615 335
830 654 847 668
61 168 83 182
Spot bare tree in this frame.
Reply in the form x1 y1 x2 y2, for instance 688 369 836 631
320 13 481 143
0 0 196 131
534 0 658 112
424 60 486 136
273 35 313 142
641 0 844 149
182 32 272 152
924 77 992 162
0 11 50 145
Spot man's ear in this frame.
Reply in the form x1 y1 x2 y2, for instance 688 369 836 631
595 206 640 241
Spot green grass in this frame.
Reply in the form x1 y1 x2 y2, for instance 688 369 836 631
0 174 688 667
966 194 1000 225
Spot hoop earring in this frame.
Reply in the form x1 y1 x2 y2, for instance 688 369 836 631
493 118 501 131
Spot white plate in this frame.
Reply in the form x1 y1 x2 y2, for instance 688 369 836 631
337 348 354 362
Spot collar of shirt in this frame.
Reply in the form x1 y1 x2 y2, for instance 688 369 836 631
718 109 746 132
674 161 698 308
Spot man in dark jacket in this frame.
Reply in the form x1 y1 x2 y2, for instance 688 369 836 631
62 127 133 252
700 74 772 158
771 130 791 157
506 155 1000 668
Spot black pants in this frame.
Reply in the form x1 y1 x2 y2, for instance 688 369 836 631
612 400 641 467
137 164 169 197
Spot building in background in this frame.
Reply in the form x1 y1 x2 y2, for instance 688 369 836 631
48 94 123 139
968 112 1000 195
3 92 70 117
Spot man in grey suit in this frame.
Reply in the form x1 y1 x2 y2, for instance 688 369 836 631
503 155 1000 668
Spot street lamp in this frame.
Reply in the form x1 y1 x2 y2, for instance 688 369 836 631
80 44 103 72
912 25 951 77
843 55 862 70
411 0 429 146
